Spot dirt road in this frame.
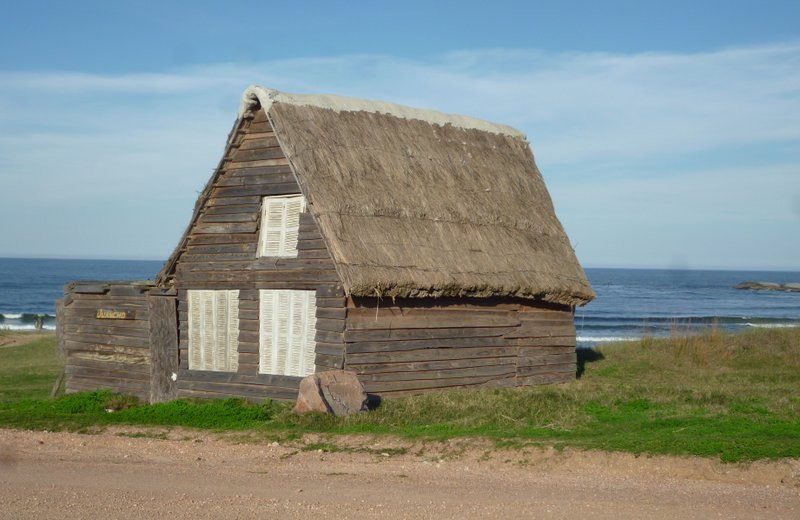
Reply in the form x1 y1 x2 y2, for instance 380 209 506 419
1 427 798 519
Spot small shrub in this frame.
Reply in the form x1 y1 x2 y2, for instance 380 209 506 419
53 391 110 414
103 394 140 411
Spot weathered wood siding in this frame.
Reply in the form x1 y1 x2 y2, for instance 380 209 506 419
148 295 179 403
172 109 344 402
343 297 576 396
60 282 156 401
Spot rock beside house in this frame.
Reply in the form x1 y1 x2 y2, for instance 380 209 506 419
736 281 800 292
294 370 369 416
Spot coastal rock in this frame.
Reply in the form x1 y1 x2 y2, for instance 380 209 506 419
293 370 368 416
736 281 800 292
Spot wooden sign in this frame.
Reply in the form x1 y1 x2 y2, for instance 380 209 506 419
96 309 136 320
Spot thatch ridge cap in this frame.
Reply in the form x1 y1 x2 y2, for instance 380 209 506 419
239 84 526 139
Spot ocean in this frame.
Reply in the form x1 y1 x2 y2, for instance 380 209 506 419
0 258 162 331
1 258 798 345
576 268 800 346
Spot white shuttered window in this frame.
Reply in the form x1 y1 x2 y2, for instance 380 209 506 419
259 289 317 377
188 290 240 372
258 195 306 257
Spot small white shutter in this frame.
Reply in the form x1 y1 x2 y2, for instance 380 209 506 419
276 290 291 373
302 292 317 375
259 289 316 376
258 291 277 374
287 293 305 375
187 289 239 372
258 195 306 258
260 198 285 257
227 293 240 372
188 291 202 370
283 196 304 254
202 291 215 369
259 290 293 375
213 291 228 370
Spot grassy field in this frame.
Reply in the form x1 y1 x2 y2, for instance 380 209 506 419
0 328 798 462
0 331 63 401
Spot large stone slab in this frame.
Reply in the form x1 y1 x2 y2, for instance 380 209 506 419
293 370 368 416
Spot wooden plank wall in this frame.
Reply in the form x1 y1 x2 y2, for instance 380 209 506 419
61 283 154 401
148 295 179 403
343 297 576 396
509 309 577 386
172 108 345 402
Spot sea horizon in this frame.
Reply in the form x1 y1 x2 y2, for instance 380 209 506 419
1 256 798 273
1 259 798 340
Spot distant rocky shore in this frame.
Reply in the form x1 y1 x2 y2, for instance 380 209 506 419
736 281 800 292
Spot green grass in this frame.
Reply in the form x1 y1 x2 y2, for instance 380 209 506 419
0 333 63 401
1 327 798 462
0 391 278 432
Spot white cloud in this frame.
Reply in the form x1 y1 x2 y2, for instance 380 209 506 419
0 43 798 267
553 164 799 221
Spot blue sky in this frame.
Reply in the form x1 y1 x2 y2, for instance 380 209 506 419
1 1 798 270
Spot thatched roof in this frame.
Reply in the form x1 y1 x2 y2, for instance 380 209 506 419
161 86 594 307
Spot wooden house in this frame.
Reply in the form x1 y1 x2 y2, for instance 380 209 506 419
57 281 176 402
58 86 595 402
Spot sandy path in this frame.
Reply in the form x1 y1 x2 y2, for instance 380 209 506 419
0 332 53 348
1 428 798 519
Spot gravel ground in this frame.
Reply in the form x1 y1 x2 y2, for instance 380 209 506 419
1 427 798 519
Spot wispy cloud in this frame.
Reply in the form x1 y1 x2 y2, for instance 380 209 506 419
1 43 798 267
